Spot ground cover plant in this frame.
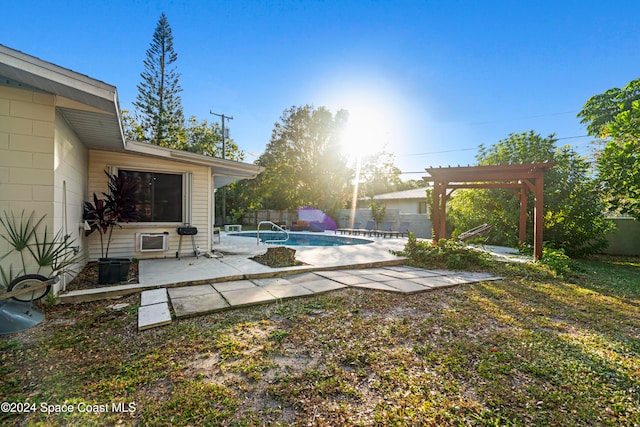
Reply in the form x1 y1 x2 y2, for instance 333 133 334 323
1 254 638 426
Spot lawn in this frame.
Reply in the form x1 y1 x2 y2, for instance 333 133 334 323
1 255 638 426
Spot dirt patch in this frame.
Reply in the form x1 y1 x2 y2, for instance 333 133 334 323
64 261 139 292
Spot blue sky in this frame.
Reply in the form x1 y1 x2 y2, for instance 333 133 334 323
3 1 640 179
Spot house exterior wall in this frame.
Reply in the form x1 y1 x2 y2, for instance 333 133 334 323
87 149 212 261
356 198 427 215
53 111 88 292
0 84 56 283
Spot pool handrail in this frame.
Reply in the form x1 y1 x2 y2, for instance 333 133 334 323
257 221 290 245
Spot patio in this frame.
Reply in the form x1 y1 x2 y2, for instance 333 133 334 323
58 232 506 330
59 232 410 304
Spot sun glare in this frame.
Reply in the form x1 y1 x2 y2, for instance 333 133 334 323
341 103 389 159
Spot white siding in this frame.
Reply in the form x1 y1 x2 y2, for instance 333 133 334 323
53 111 88 292
86 149 212 261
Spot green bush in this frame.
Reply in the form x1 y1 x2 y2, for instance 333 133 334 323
519 243 573 277
393 233 492 270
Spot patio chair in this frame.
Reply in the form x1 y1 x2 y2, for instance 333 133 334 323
355 220 376 236
397 222 411 238
336 222 360 235
374 221 394 237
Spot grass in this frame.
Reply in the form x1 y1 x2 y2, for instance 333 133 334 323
0 255 639 426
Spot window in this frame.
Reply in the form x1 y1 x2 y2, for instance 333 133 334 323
418 201 428 214
119 170 183 222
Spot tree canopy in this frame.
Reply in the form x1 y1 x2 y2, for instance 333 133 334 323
579 77 640 219
578 78 640 138
246 105 351 217
448 131 613 256
133 12 185 148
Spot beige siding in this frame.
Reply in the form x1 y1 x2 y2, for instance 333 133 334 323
87 149 212 261
0 85 55 282
53 111 88 292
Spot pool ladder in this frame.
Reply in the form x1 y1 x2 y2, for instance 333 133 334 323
257 221 289 245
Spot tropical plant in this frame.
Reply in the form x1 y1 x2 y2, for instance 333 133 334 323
29 226 82 277
0 210 81 289
369 199 386 228
83 171 139 258
0 210 44 275
578 79 640 220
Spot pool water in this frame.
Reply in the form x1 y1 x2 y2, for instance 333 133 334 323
230 232 373 247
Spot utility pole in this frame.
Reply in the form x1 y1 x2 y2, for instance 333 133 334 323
210 111 233 225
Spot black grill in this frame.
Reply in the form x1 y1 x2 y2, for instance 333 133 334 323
177 226 198 235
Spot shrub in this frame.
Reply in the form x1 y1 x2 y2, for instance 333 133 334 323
393 233 492 270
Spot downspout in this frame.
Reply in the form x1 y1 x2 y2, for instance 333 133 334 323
211 173 216 253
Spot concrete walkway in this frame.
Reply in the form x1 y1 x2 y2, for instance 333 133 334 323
138 265 501 330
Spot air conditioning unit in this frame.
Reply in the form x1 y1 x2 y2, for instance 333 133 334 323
139 233 168 252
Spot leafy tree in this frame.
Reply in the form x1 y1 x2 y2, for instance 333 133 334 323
121 110 144 142
133 12 185 148
597 138 640 219
358 150 404 197
248 105 351 217
448 131 613 256
578 78 640 138
183 117 245 161
579 79 640 219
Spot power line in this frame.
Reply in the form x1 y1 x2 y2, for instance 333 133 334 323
401 134 594 158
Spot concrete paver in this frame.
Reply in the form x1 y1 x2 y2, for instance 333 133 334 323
264 284 314 299
171 293 229 318
377 270 423 279
379 279 432 294
300 278 347 293
360 273 398 282
168 284 216 299
330 275 375 286
252 277 294 288
286 272 322 284
140 288 168 306
138 302 172 330
213 280 256 292
221 287 277 307
352 281 404 292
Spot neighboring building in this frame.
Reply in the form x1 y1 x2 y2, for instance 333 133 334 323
338 187 432 238
0 44 262 292
357 188 430 215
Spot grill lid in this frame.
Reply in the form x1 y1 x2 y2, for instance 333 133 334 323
177 226 198 235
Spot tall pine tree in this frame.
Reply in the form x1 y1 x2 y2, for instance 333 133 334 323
133 12 184 148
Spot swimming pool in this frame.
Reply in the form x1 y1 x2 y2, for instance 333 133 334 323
229 232 373 247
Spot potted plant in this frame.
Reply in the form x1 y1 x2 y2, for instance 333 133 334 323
83 171 139 284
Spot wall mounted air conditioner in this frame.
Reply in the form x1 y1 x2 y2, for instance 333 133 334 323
139 233 168 252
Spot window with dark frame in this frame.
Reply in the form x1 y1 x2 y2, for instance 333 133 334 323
119 170 183 222
418 201 428 214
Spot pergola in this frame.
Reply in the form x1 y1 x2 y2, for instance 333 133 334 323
423 163 555 260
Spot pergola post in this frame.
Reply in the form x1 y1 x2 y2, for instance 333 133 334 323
533 175 544 261
432 181 448 240
519 185 528 246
